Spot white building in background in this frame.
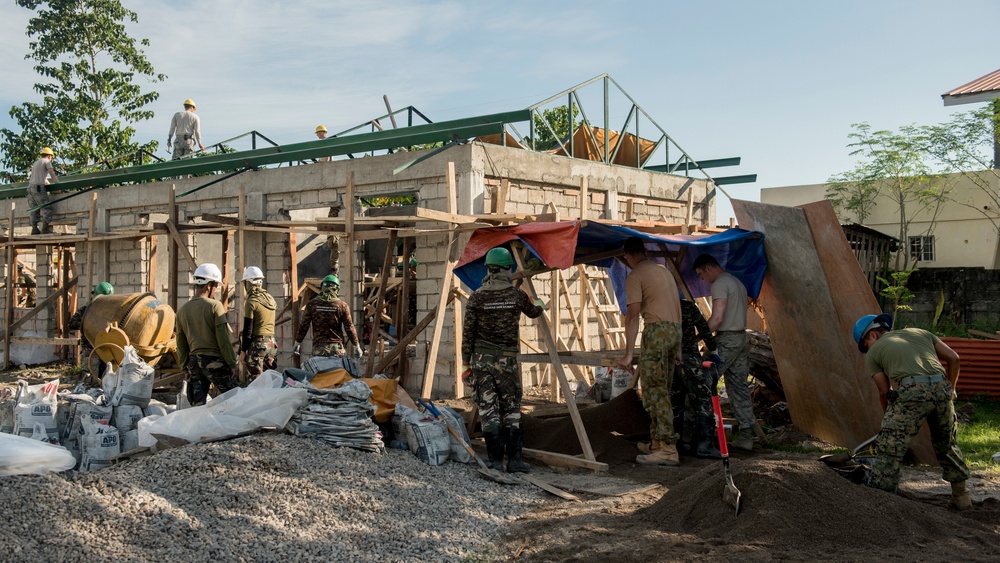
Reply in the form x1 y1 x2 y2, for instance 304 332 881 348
760 172 1000 269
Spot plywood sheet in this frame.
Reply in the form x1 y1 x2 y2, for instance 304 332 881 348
732 199 934 463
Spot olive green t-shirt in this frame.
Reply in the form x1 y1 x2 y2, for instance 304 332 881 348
244 293 276 337
865 328 945 384
177 296 229 358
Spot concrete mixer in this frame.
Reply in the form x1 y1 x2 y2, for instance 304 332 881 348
80 293 176 367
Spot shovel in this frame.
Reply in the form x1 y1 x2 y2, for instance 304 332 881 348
417 399 519 485
708 362 742 515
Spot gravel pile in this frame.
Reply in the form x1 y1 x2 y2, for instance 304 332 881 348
0 433 544 562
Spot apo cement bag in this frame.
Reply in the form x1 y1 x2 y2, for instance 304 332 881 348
13 379 59 443
79 416 120 472
104 346 155 407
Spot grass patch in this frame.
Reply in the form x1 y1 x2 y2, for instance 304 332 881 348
956 397 1000 478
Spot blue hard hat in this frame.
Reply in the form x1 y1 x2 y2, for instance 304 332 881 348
853 313 893 353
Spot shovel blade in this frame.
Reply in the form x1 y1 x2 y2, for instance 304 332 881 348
723 472 742 516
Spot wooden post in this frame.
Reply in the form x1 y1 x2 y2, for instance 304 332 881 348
452 279 464 397
60 248 70 343
147 235 157 293
168 185 178 313
495 179 509 214
344 171 356 354
397 237 413 380
4 203 15 370
684 188 695 234
220 231 231 305
366 231 397 376
289 232 300 368
84 193 97 306
420 162 459 399
579 177 588 220
237 185 247 380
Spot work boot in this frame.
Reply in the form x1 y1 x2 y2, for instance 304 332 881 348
484 430 506 472
951 480 972 511
732 428 754 452
30 225 40 235
505 426 530 473
637 440 659 455
636 441 680 466
695 415 721 459
39 223 51 235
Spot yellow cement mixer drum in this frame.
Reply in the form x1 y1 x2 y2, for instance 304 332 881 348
81 293 176 366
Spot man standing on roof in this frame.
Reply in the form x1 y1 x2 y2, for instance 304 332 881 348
294 274 362 359
463 247 545 473
27 147 59 235
315 125 331 162
671 298 720 458
617 237 683 466
175 263 239 405
854 313 971 510
167 99 205 160
240 266 278 377
694 253 755 451
69 282 114 377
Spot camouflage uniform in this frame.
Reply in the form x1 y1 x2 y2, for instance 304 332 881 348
638 320 682 444
68 305 101 376
716 331 753 430
176 295 239 405
672 300 717 445
185 355 238 405
462 282 543 435
295 287 359 357
17 272 36 308
242 286 278 377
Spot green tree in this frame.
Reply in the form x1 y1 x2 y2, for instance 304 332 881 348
531 103 580 152
830 123 953 270
921 100 1000 234
0 0 165 178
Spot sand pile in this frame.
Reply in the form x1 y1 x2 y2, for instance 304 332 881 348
638 455 998 560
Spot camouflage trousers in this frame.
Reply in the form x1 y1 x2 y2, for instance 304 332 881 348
186 355 239 405
171 136 195 160
471 345 522 435
671 353 715 443
243 336 278 377
639 321 681 444
327 235 340 275
27 184 51 228
716 331 754 430
313 341 346 357
869 379 970 492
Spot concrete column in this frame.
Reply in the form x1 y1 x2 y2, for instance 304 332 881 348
605 189 620 220
34 246 54 334
457 170 486 216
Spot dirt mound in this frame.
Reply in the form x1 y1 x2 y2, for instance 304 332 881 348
637 455 998 560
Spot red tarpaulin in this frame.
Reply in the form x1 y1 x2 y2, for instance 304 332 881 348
456 221 581 270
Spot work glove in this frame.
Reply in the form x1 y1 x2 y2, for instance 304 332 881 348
292 343 301 356
353 346 363 359
533 298 547 310
461 363 473 387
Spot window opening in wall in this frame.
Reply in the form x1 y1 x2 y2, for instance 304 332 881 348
909 235 934 262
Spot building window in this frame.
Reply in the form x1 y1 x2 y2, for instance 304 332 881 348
909 236 935 262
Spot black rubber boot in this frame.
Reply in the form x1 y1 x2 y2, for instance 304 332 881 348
484 430 506 471
31 225 40 235
695 414 722 459
505 426 531 473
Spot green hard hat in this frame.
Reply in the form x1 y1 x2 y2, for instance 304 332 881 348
93 282 114 295
409 258 419 267
322 274 340 287
485 247 514 268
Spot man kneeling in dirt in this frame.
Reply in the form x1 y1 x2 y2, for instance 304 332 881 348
853 313 972 510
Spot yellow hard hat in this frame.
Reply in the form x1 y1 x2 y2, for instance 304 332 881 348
315 125 328 133
183 99 196 109
39 147 54 157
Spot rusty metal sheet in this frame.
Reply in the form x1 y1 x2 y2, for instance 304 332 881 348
942 338 1000 398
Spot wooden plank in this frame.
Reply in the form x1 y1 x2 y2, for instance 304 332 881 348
732 199 934 462
165 219 197 272
511 243 596 463
521 447 608 472
366 231 397 376
518 474 582 502
167 185 178 313
3 277 78 337
289 232 300 368
10 337 79 345
453 277 465 397
147 234 157 293
518 350 640 367
495 178 509 214
968 329 1000 340
344 171 356 356
684 188 695 234
414 207 479 225
397 237 413 379
3 203 15 369
220 230 231 306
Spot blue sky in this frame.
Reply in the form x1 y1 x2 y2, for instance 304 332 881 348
2 0 999 221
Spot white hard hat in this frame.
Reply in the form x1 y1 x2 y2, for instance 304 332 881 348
242 266 264 282
193 263 223 285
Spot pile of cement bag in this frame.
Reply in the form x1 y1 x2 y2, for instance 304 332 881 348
286 379 385 453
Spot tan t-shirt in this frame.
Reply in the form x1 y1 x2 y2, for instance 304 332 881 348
711 271 748 332
168 110 202 145
625 259 681 324
28 158 57 186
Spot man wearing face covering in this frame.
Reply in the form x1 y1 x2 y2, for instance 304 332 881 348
240 266 278 377
294 274 361 358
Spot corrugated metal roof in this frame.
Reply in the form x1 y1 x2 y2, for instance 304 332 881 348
942 337 1000 399
942 68 1000 97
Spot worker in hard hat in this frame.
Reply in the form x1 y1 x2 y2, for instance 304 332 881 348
462 246 545 473
853 313 971 509
240 266 278 377
27 147 59 235
314 125 331 162
167 99 205 160
69 282 114 377
175 263 239 405
293 274 361 359
15 264 36 307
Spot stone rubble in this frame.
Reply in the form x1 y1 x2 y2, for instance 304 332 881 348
0 432 544 562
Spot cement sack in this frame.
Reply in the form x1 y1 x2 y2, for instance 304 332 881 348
79 416 119 472
13 379 59 443
0 432 76 476
120 429 140 453
143 399 172 418
112 405 143 434
0 397 14 434
105 346 155 407
397 404 450 466
439 405 472 464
